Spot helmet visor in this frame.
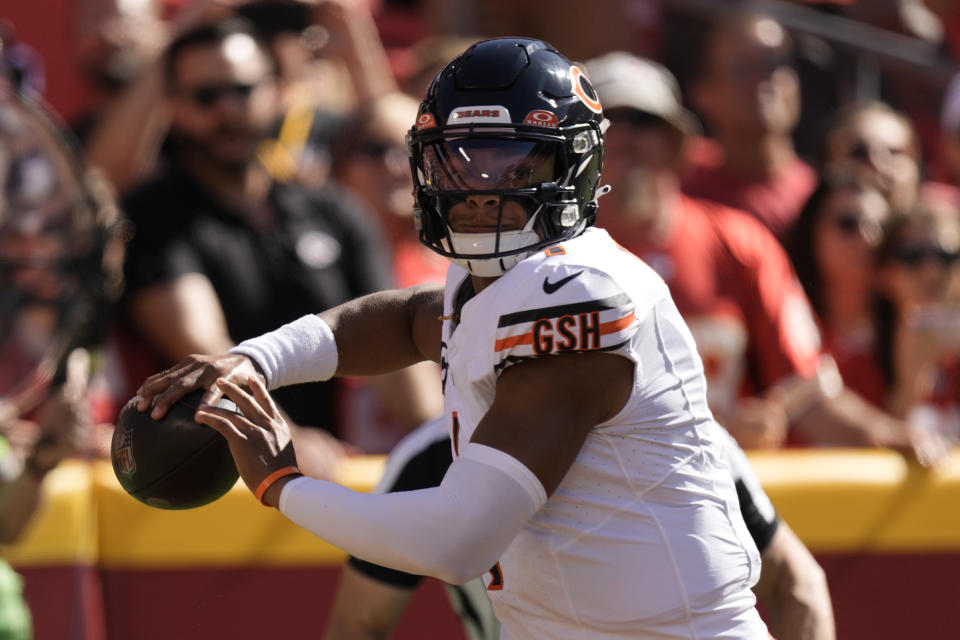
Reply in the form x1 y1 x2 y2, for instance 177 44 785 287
422 138 561 192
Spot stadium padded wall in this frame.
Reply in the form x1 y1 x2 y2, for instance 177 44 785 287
6 453 960 639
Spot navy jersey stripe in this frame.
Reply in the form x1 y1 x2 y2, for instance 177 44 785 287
493 338 631 373
496 294 631 327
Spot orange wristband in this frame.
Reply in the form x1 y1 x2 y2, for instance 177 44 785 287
254 466 301 506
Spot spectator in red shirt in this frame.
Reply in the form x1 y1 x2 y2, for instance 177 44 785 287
787 171 893 410
683 12 816 242
876 205 960 447
587 51 938 464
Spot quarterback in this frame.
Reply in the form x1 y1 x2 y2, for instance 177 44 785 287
138 38 769 638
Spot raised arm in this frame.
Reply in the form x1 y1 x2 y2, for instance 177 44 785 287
319 285 444 375
136 284 443 418
311 0 398 106
191 350 631 584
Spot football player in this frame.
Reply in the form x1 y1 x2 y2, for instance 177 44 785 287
138 38 770 638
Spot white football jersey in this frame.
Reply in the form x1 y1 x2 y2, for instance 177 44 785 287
440 227 767 639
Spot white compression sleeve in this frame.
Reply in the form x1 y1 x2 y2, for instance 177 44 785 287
279 443 547 584
228 314 337 390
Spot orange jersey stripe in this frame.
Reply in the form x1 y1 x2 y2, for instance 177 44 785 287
494 332 534 352
599 312 636 335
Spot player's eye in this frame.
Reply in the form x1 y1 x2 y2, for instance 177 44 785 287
510 166 534 181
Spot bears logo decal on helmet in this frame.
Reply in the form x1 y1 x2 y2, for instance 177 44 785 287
570 66 603 114
447 106 512 125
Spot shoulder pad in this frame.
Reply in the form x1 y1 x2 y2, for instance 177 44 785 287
492 265 638 371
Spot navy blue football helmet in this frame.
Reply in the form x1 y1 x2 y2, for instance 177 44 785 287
407 37 607 276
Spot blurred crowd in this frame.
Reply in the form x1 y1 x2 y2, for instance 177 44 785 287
3 0 960 509
2 1 960 637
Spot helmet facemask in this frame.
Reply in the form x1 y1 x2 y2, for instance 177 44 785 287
410 124 602 276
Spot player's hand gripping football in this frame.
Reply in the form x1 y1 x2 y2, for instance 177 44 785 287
136 353 265 420
195 376 301 507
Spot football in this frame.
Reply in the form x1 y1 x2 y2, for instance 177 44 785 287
111 390 240 510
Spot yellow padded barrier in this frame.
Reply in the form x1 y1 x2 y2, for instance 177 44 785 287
748 448 960 552
2 461 98 566
94 456 386 568
4 450 960 568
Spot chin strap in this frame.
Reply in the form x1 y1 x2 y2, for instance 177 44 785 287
445 206 544 276
448 230 542 276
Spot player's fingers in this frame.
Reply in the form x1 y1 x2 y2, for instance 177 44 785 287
137 361 194 413
198 360 255 409
200 384 225 409
149 373 205 420
194 405 249 441
247 376 281 419
136 370 169 411
137 356 195 391
138 353 220 413
215 378 272 425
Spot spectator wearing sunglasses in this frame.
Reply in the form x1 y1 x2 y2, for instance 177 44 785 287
682 12 816 243
119 17 394 475
822 100 960 213
877 205 960 449
331 91 448 290
820 101 924 216
787 171 894 409
76 0 403 195
326 91 446 452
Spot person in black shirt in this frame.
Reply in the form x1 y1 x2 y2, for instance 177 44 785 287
120 18 394 472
